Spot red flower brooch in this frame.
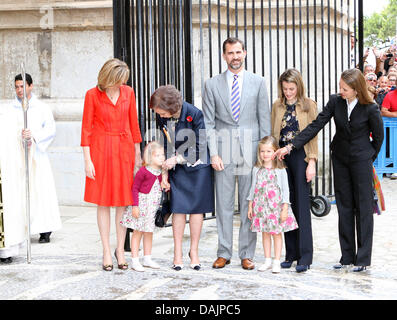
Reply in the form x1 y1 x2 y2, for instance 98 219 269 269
186 116 193 122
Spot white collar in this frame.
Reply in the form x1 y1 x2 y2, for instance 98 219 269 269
346 98 358 108
226 68 244 79
13 93 37 109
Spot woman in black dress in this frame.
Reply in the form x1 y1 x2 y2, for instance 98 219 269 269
149 85 214 271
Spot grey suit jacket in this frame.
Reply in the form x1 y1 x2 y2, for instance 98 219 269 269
202 70 271 166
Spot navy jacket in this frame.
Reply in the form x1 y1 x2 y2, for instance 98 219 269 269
157 101 211 171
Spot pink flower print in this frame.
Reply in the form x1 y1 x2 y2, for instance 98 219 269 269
286 217 295 225
257 206 263 213
254 188 259 194
268 213 277 221
254 218 260 228
272 202 278 208
268 190 276 199
269 174 275 180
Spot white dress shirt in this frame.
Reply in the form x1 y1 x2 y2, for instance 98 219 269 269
346 98 358 121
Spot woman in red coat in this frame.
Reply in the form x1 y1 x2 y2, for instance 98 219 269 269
81 58 142 271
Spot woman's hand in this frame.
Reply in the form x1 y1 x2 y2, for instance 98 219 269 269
161 179 171 192
306 159 316 182
280 205 288 223
135 143 142 169
132 206 140 219
163 156 178 170
85 160 96 180
272 147 289 161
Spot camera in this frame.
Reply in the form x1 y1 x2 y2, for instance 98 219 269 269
386 53 394 58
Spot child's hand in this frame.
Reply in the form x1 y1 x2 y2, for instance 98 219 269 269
248 208 252 220
132 206 140 219
248 202 253 220
280 208 288 223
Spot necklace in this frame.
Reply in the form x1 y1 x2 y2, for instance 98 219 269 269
106 88 119 101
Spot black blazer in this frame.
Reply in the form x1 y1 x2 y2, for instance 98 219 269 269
292 94 384 163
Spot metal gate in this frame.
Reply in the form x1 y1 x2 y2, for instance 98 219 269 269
113 0 364 211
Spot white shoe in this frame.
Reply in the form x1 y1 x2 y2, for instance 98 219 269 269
131 258 145 272
142 256 160 269
391 173 397 180
258 258 272 271
272 260 281 273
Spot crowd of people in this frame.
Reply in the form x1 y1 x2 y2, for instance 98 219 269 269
0 36 390 280
363 44 397 179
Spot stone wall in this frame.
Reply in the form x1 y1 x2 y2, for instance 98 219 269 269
0 1 113 205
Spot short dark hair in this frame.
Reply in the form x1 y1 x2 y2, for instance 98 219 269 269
149 85 183 115
15 73 33 86
222 37 245 53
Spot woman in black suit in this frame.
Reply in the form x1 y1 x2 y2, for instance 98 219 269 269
150 85 214 271
274 69 384 272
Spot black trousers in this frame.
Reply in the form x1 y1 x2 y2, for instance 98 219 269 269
283 148 313 266
332 154 374 266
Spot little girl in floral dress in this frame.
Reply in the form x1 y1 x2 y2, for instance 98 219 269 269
120 141 169 272
247 136 298 273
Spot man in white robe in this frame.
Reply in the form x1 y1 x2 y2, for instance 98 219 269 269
0 73 62 262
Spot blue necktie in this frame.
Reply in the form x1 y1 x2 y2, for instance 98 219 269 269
231 74 240 121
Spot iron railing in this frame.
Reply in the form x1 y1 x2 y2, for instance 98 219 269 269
114 0 364 240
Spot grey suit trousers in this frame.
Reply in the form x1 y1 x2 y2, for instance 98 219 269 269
215 154 257 261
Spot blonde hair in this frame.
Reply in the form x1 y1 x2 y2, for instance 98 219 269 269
97 58 130 91
142 141 164 167
278 68 309 112
255 136 286 169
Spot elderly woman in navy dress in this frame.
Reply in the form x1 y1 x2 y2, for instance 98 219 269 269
149 85 214 271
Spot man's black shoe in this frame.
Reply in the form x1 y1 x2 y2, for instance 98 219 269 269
0 257 13 263
39 232 51 243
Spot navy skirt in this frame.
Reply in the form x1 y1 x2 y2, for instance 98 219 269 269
169 164 214 214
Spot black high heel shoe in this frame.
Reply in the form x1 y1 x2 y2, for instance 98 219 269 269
296 264 310 273
280 260 294 269
114 249 128 270
352 266 367 272
188 251 201 271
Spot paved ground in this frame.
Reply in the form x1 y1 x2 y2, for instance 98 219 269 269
1 178 397 301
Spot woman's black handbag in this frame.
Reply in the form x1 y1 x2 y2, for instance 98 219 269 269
155 191 171 227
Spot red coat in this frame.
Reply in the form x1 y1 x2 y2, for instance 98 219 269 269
132 166 163 206
81 85 142 206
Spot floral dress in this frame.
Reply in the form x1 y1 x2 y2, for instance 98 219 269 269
251 168 298 234
120 167 162 232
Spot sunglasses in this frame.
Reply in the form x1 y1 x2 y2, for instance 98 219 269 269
389 78 397 81
366 78 377 81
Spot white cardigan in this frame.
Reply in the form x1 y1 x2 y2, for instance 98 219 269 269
247 166 291 205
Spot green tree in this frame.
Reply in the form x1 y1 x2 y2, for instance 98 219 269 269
364 0 397 47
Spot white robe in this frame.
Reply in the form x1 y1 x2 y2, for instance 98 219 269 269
0 94 61 254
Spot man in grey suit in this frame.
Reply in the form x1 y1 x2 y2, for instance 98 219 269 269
202 37 271 270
